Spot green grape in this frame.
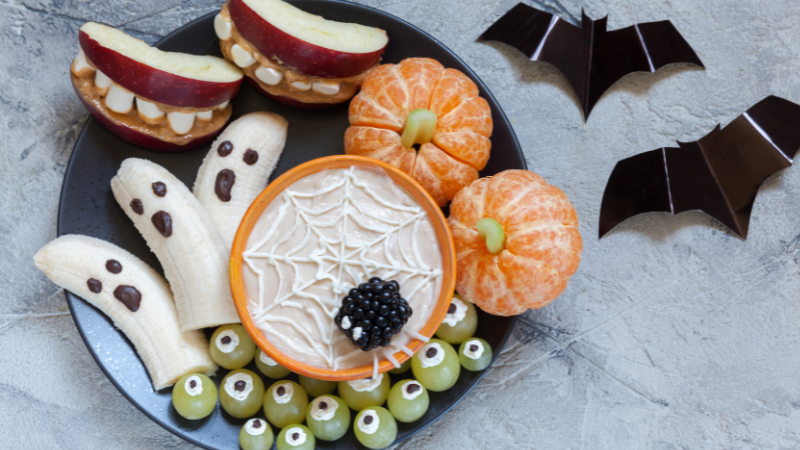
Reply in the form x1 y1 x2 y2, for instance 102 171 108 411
305 395 350 441
263 380 309 429
219 369 265 419
277 424 315 450
389 359 411 375
255 348 292 379
411 339 460 392
210 324 256 370
299 375 337 397
239 418 274 450
338 373 390 411
459 337 493 371
354 406 397 450
387 379 429 423
171 373 217 420
435 294 478 344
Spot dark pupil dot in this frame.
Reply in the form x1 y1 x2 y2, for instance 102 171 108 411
426 348 438 358
447 303 457 314
106 259 122 274
292 433 300 440
243 149 259 165
277 386 286 396
252 420 261 428
234 380 246 391
406 383 421 394
152 181 167 197
364 415 374 425
130 198 144 215
319 401 328 410
217 140 233 156
221 336 232 345
470 344 479 352
87 278 102 293
189 380 197 389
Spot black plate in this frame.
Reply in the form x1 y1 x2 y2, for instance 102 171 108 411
57 2 524 448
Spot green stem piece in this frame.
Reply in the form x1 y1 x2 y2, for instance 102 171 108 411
476 218 505 255
401 108 438 149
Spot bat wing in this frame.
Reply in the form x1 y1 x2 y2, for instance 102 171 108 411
476 4 566 59
600 96 800 239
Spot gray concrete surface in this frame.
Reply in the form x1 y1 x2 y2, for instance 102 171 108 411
3 0 800 448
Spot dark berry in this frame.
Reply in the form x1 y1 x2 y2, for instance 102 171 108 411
349 288 359 297
343 303 354 314
368 277 382 284
366 310 376 319
359 319 372 331
359 283 370 291
335 277 407 351
379 305 390 316
376 316 388 328
382 327 393 337
370 300 381 311
379 291 393 303
353 308 365 320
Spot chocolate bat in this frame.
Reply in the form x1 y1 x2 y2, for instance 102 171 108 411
476 3 704 119
599 96 800 239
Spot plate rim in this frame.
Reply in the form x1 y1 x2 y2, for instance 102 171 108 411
57 2 523 448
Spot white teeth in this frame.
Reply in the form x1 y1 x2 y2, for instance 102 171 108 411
196 110 213 121
214 14 232 40
231 44 256 68
136 98 165 123
312 82 340 95
105 84 135 114
168 111 196 135
217 101 229 110
290 80 311 91
255 66 284 85
72 48 94 76
94 70 112 96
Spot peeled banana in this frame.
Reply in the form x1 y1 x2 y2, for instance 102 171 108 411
111 158 239 331
193 111 288 247
33 235 216 390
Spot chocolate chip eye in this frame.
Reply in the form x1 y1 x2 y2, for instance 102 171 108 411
217 140 233 157
319 401 328 410
277 386 286 396
87 278 102 293
426 347 438 358
406 383 420 394
130 199 144 215
106 259 122 274
291 433 300 440
189 380 197 389
234 380 246 391
364 415 374 425
152 182 167 197
469 344 479 352
447 303 457 314
220 336 232 345
243 149 259 165
252 419 261 428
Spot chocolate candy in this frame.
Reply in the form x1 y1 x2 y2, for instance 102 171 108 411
214 169 236 202
152 182 167 197
217 140 234 157
130 199 144 215
106 259 122 274
87 278 102 293
151 211 173 237
114 285 141 312
243 149 259 165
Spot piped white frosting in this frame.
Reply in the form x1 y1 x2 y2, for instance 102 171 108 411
310 396 337 421
272 382 293 404
442 296 467 327
184 375 203 397
259 351 278 366
245 418 267 436
464 339 484 359
224 372 254 401
357 410 380 434
347 373 383 392
285 427 307 446
215 329 240 353
401 380 423 401
419 342 444 368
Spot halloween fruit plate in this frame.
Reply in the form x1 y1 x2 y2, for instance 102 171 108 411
53 1 528 449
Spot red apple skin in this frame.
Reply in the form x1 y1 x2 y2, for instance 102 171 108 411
229 0 386 78
72 83 226 152
246 77 338 109
79 30 242 108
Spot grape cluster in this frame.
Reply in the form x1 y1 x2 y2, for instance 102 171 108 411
334 277 412 351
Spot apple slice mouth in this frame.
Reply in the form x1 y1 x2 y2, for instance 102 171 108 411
215 6 377 107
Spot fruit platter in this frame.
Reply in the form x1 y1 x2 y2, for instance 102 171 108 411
40 0 582 448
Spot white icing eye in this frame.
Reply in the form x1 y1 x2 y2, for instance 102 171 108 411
285 427 307 446
244 418 266 436
260 351 278 366
401 380 423 400
216 329 240 353
347 373 383 392
419 342 444 368
357 409 380 434
442 296 467 326
464 339 484 359
273 382 294 404
184 375 203 397
310 396 337 421
224 372 254 401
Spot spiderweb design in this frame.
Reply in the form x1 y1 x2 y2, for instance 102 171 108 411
243 167 443 371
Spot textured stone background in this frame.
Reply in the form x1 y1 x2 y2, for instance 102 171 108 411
3 0 800 448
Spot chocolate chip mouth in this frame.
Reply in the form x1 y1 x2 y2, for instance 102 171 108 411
234 380 247 392
426 347 438 358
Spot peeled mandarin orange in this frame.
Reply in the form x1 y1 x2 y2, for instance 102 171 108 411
344 58 492 206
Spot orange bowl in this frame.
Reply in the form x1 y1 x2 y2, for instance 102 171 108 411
230 155 456 381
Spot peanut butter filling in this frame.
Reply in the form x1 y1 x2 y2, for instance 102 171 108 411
217 4 377 105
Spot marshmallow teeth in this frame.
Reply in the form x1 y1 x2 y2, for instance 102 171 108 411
33 235 216 390
111 158 240 330
193 112 288 247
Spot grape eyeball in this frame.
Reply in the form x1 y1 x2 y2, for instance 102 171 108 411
263 380 308 429
239 418 274 450
277 424 315 450
389 358 411 375
411 339 460 392
210 324 256 370
338 373 390 411
354 406 397 449
171 373 217 420
305 395 350 441
435 294 478 344
255 348 291 379
459 337 493 371
219 369 265 418
299 375 337 397
387 379 429 423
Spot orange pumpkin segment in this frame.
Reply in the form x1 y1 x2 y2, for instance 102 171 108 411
412 143 479 207
429 68 480 117
437 96 493 137
506 226 582 276
397 58 444 110
449 177 489 229
349 94 405 131
361 63 411 119
344 127 416 174
432 131 491 171
498 253 570 310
